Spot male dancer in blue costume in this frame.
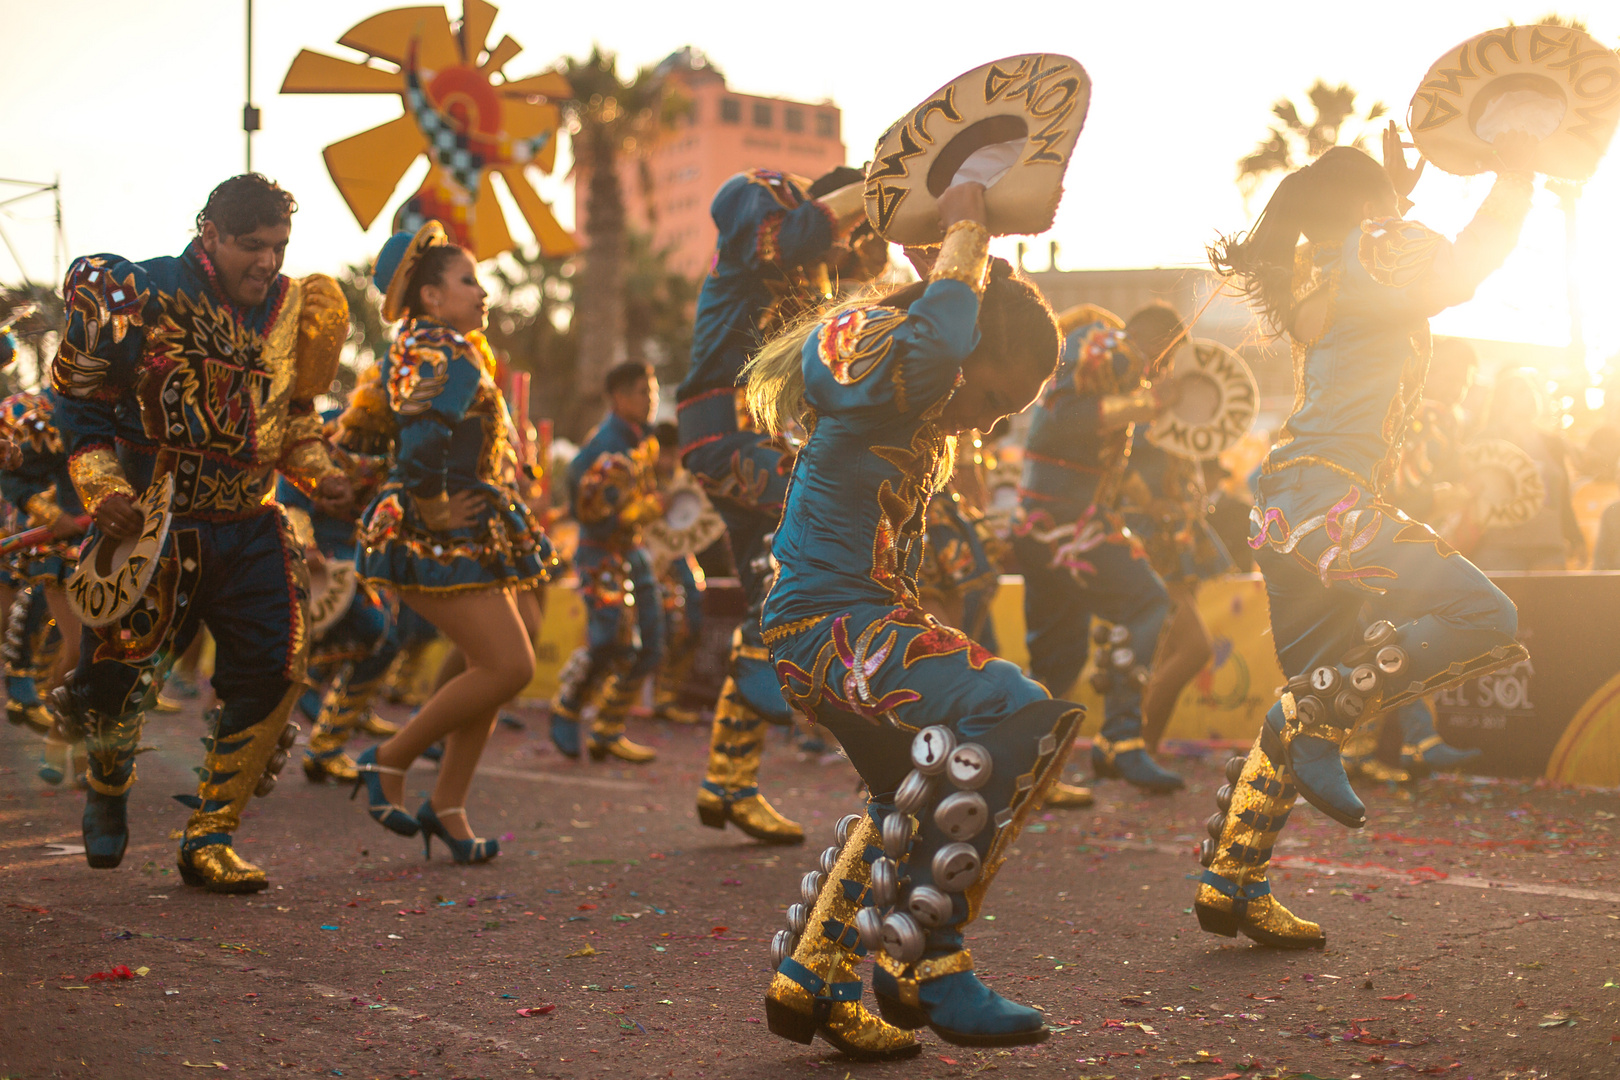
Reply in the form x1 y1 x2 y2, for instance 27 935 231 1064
0 389 82 732
677 166 878 843
1013 304 1189 794
758 183 1079 1052
51 174 352 892
550 361 664 763
1191 129 1533 948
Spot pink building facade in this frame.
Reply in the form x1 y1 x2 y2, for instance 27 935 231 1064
574 50 848 280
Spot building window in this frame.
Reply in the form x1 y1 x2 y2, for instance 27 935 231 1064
720 97 740 124
784 107 804 133
816 112 838 138
752 101 772 128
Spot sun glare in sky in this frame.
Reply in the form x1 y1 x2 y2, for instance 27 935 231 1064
2 0 1618 373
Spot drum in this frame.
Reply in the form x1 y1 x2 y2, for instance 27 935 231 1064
1409 24 1620 181
865 54 1090 244
1145 339 1259 461
66 474 175 627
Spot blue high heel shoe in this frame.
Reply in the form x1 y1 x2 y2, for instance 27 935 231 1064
418 801 499 864
350 746 419 837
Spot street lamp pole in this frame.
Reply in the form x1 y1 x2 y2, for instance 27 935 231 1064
243 0 260 173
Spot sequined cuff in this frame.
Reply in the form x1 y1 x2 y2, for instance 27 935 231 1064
413 493 453 531
1097 388 1162 430
279 413 339 496
68 445 136 516
929 221 991 294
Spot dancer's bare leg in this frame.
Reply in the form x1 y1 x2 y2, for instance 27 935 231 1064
373 589 534 835
1141 581 1212 752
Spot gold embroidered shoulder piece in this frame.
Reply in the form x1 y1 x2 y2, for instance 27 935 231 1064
291 274 349 400
1357 219 1444 290
817 305 909 386
388 335 455 417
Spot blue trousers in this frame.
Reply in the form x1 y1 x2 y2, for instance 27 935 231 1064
773 604 1078 925
1251 465 1524 717
70 511 308 738
555 543 663 715
1012 528 1169 742
686 428 796 721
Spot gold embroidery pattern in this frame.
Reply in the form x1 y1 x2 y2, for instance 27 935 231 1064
1357 219 1444 289
817 306 907 386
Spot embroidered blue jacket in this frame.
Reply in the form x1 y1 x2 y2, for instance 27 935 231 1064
764 280 977 634
51 240 336 520
1262 173 1534 495
1019 316 1143 523
676 170 836 450
568 412 660 549
377 320 513 503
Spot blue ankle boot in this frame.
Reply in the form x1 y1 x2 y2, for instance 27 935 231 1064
83 789 129 869
549 711 581 759
1092 735 1184 793
872 935 1048 1047
1261 696 1365 829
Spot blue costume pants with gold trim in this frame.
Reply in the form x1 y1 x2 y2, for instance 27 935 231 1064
1251 466 1523 719
772 605 1075 927
1012 532 1169 743
554 543 663 716
68 511 309 739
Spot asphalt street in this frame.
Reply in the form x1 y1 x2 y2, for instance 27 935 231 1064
1 698 1616 1079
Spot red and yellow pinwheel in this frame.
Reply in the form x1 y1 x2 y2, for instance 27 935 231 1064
281 0 577 260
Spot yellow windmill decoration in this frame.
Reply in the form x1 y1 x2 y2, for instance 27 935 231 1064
280 0 577 260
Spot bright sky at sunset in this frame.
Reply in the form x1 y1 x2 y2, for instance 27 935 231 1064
3 0 1618 368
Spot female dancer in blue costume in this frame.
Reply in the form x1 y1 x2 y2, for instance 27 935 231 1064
355 222 555 864
1192 126 1535 948
753 183 1079 1052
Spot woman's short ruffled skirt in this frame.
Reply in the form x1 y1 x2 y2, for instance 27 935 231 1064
358 483 557 594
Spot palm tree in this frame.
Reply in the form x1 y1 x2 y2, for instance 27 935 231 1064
561 46 689 431
484 246 579 434
0 282 65 394
1237 81 1387 200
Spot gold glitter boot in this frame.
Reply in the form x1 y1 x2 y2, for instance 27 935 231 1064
652 644 703 724
302 669 386 783
588 671 657 763
1194 741 1325 949
766 812 921 1061
177 687 301 894
696 676 802 844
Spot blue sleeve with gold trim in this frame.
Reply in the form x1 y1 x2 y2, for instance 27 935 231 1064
51 253 158 458
802 280 979 427
713 170 836 273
